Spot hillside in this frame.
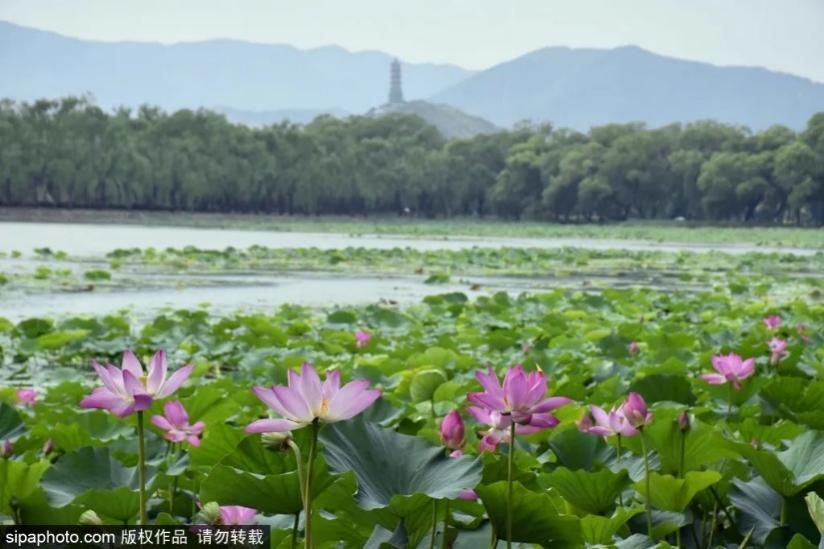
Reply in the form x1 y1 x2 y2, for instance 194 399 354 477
367 100 498 138
0 20 471 114
431 46 824 130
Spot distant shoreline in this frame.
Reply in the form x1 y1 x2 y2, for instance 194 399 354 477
1 207 821 249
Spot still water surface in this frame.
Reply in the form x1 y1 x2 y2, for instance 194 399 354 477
0 222 817 321
2 222 817 256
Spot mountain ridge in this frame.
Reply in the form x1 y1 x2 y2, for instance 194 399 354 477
0 20 472 114
431 45 824 130
3 20 824 131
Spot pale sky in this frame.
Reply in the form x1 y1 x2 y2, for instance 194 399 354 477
2 0 823 81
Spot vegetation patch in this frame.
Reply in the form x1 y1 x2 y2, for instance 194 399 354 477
0 284 821 546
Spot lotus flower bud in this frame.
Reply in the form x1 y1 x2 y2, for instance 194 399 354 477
622 392 653 429
440 410 465 451
42 438 54 455
0 440 12 458
678 411 690 433
628 342 640 355
79 510 103 525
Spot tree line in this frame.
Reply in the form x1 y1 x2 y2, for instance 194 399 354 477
1 97 823 224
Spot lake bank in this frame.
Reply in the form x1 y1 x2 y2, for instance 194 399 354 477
1 207 822 248
1 220 821 257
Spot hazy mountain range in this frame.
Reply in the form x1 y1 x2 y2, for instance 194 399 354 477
0 21 470 115
3 20 824 134
433 45 824 130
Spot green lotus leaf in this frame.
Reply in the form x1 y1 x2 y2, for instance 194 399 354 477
0 459 50 517
633 470 721 512
729 476 781 544
629 374 695 405
40 447 154 521
542 466 630 515
409 369 447 403
475 481 583 547
739 431 824 496
581 506 643 545
0 403 25 440
320 417 482 509
199 436 334 515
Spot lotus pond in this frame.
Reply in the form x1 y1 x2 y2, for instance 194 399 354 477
1 244 823 320
0 265 823 548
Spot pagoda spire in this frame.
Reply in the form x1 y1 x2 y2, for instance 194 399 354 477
388 58 404 104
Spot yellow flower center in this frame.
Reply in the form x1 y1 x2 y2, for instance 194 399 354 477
320 399 330 416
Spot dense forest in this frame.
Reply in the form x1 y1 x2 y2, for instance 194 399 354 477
1 97 823 224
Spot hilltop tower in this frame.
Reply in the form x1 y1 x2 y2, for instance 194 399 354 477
388 58 404 104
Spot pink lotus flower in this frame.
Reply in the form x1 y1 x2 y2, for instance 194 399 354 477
355 330 372 349
1 440 12 458
467 366 571 427
763 315 781 330
151 400 205 447
701 353 755 391
80 350 193 417
768 338 788 365
218 505 257 525
467 407 550 452
246 363 381 433
580 404 639 437
15 388 38 406
622 392 653 429
628 342 640 355
440 410 465 452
